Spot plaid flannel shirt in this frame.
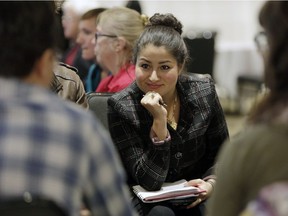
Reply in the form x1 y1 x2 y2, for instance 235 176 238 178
0 78 136 216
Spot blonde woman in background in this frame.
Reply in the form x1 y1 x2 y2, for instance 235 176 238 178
94 7 148 93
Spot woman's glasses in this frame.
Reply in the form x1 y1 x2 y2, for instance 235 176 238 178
95 32 117 41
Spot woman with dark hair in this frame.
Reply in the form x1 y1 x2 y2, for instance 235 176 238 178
207 2 288 216
107 13 229 216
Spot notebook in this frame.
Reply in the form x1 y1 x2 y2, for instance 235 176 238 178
132 179 204 203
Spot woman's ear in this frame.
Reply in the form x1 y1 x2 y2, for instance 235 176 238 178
178 64 184 74
114 36 126 52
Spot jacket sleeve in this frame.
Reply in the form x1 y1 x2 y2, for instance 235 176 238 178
54 63 89 110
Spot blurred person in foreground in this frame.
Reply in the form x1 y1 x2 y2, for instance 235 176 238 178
76 8 110 92
207 1 288 216
0 2 136 216
239 182 288 216
94 7 147 93
107 13 229 216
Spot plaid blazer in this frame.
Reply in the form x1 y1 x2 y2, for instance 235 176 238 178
108 73 229 191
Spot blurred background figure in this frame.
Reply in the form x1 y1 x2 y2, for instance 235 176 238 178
51 62 88 109
55 1 69 54
76 8 110 92
61 0 98 84
94 7 148 93
125 0 142 14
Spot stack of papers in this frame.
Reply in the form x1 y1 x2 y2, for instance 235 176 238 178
133 179 204 203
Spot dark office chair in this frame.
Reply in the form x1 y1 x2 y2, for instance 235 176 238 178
86 92 113 130
0 197 67 216
183 30 217 78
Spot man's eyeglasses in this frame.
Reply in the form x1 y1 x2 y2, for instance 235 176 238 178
95 32 117 41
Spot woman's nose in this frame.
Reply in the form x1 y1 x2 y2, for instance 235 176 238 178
149 70 159 81
91 36 96 45
76 35 81 44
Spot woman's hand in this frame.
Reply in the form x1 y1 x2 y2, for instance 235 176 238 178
141 91 167 118
184 178 214 209
141 91 168 140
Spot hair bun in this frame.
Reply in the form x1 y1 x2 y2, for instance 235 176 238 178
140 14 149 26
148 13 183 35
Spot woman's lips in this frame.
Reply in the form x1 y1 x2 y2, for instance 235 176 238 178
146 83 162 90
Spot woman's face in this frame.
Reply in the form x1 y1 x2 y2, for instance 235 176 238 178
93 25 116 72
76 18 96 60
135 44 180 99
61 8 79 40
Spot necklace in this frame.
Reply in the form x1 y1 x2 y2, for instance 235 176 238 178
167 94 178 130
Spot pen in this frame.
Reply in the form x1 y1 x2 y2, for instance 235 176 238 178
159 100 167 107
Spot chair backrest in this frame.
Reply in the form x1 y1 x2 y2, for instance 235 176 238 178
86 92 113 130
0 197 67 216
183 30 217 78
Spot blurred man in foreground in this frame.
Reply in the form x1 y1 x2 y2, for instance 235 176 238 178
0 2 136 216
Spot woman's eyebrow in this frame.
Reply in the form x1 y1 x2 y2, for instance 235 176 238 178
139 58 172 64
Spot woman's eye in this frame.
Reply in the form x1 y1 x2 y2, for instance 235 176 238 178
140 64 149 69
83 29 92 35
160 65 170 70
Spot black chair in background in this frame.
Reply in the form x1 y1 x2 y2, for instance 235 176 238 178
86 92 113 130
183 30 217 78
236 31 265 114
0 197 67 216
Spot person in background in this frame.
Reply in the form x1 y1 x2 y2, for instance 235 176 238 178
61 0 97 84
125 0 142 14
55 1 69 54
94 7 147 93
51 62 88 109
107 13 229 216
207 1 288 216
0 2 136 216
76 8 110 92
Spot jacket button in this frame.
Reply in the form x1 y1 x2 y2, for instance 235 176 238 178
175 152 182 159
